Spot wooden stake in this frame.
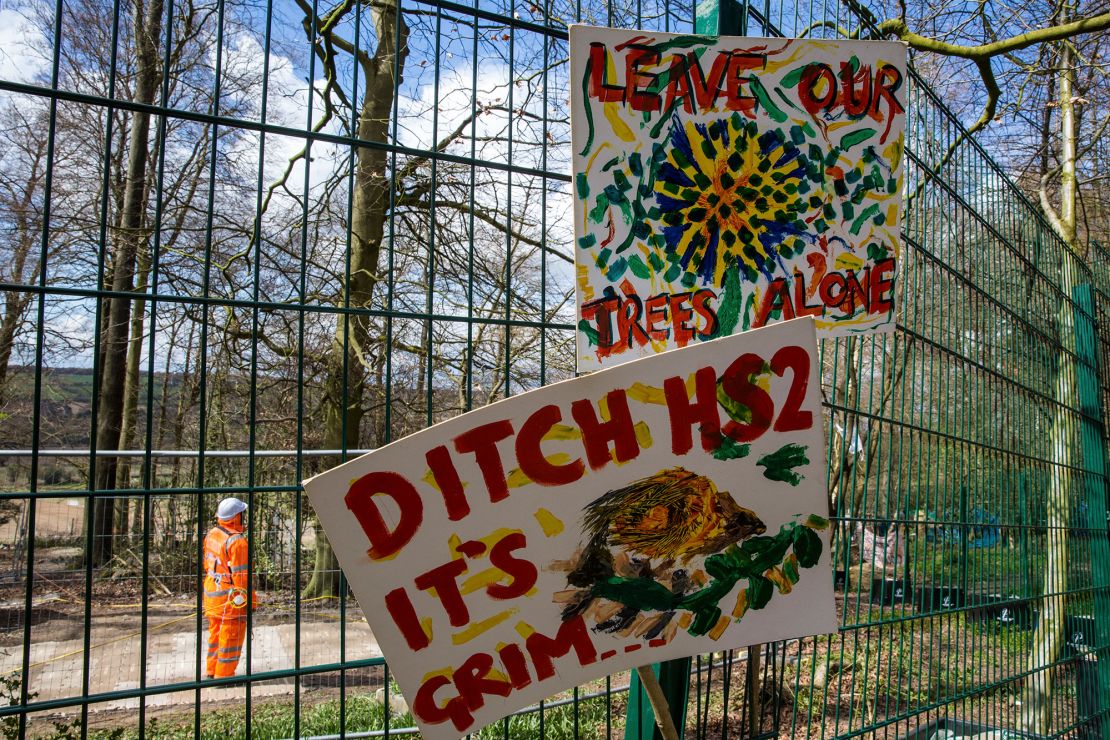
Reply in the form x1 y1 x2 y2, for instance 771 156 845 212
746 643 763 736
635 665 681 740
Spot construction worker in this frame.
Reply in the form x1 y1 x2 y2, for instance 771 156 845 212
203 496 257 679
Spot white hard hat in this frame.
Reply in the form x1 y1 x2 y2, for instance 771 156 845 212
216 497 247 520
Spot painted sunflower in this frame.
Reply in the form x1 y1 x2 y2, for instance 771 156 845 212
652 113 819 285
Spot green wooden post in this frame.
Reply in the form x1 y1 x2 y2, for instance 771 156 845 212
1072 283 1110 739
623 5 747 739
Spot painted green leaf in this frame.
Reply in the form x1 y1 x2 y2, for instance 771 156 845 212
793 527 823 568
781 65 805 88
627 255 651 279
804 514 830 530
840 128 876 150
716 264 742 335
757 443 809 485
577 319 599 347
689 605 722 636
747 575 773 610
712 436 750 461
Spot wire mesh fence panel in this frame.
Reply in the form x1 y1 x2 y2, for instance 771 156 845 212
0 0 1106 735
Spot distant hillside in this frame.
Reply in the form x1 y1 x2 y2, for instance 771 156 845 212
0 366 188 450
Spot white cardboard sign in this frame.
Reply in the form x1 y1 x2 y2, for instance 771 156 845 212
303 318 835 738
571 25 907 371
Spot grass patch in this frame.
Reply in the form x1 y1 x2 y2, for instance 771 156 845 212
86 690 615 740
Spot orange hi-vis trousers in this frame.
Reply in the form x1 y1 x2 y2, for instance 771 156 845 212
206 610 247 678
203 521 252 679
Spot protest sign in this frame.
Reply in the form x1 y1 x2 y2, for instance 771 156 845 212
303 318 836 739
571 26 906 371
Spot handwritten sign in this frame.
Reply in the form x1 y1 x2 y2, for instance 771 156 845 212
303 318 835 739
571 26 907 371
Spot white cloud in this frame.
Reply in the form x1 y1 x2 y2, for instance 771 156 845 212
219 32 337 188
0 5 49 86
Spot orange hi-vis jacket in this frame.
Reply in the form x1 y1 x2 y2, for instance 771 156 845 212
203 521 251 617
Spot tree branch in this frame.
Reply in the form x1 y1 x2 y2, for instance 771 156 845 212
877 11 1110 138
876 12 1110 61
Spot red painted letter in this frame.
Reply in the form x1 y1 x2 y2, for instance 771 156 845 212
798 62 837 117
413 675 472 731
344 471 422 560
525 615 598 681
720 352 774 443
414 558 470 627
453 652 513 711
384 587 430 651
425 445 469 521
588 43 624 103
669 292 695 346
625 46 662 112
869 258 895 313
571 390 640 470
454 419 514 503
515 404 584 486
692 289 719 337
487 532 538 600
664 367 721 454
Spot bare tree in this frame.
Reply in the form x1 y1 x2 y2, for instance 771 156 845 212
830 1 1108 731
0 104 50 406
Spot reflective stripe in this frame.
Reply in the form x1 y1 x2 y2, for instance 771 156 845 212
205 589 230 597
217 657 240 663
218 646 240 654
226 534 245 547
229 565 249 573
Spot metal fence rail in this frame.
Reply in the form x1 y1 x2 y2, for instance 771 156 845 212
0 0 1106 734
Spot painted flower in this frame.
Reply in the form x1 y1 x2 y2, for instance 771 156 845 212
652 113 819 285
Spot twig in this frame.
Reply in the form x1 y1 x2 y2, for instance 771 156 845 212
126 548 172 596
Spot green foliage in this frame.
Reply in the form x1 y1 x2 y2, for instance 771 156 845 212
47 716 83 739
472 695 611 739
0 674 30 740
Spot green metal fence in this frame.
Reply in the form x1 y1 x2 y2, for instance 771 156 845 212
0 0 1107 734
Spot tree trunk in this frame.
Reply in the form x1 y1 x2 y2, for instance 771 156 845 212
1022 32 1079 736
90 0 163 567
0 293 30 407
0 142 46 408
303 0 408 599
1022 267 1077 734
117 248 151 540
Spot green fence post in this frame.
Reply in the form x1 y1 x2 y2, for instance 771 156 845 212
1072 283 1110 739
959 485 969 596
624 660 693 740
622 4 746 739
1019 473 1029 596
